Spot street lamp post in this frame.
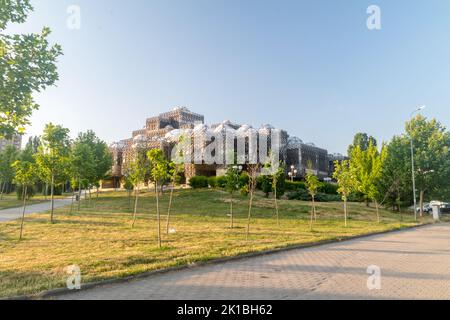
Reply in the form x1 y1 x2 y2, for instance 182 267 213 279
289 165 298 182
409 105 426 221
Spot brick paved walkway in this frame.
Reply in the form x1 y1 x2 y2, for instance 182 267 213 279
56 223 450 300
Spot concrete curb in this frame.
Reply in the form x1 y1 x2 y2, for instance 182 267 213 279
6 221 437 300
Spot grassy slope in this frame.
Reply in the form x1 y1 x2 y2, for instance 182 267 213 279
0 189 431 298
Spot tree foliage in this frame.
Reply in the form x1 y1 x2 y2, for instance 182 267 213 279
0 0 62 138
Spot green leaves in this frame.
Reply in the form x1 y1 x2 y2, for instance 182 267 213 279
0 0 62 138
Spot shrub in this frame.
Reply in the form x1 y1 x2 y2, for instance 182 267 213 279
208 176 218 188
287 190 341 202
318 182 339 195
285 180 307 191
216 176 227 188
239 173 249 187
189 176 209 189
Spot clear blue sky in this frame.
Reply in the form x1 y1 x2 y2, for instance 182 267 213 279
6 0 450 154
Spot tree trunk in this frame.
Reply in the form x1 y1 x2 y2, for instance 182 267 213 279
309 196 315 231
313 196 317 222
131 187 140 228
50 173 55 223
274 187 279 226
78 177 82 211
156 182 162 248
246 190 254 241
166 182 174 234
44 183 48 200
19 185 28 240
230 192 234 229
0 181 4 200
419 190 425 217
88 187 92 207
375 199 380 223
70 188 75 214
344 199 348 227
95 187 99 209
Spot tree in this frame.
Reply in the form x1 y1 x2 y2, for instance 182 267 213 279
147 149 169 248
305 173 320 230
225 166 241 229
12 159 38 240
35 123 70 223
0 145 18 199
69 137 95 212
406 115 450 216
350 141 387 222
333 160 355 227
246 164 260 240
271 164 285 226
165 161 183 234
348 133 377 157
127 149 148 228
0 0 62 138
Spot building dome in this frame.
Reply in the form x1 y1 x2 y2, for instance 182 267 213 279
287 137 304 149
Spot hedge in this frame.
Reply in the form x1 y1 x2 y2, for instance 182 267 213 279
189 176 209 189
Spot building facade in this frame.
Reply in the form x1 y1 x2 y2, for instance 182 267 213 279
107 107 333 187
0 135 22 152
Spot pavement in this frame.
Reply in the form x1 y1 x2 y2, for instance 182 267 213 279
54 223 450 300
0 197 77 222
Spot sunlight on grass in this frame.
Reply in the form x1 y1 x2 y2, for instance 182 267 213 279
0 189 431 298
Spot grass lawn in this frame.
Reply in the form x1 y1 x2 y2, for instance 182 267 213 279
0 188 433 298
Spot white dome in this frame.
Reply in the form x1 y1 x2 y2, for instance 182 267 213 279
193 123 209 133
213 123 236 134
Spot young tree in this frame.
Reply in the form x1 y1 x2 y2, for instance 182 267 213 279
69 139 95 212
271 164 285 226
165 161 183 234
333 160 355 227
35 123 71 223
305 173 320 230
350 142 387 222
225 166 241 229
246 164 260 240
127 149 148 228
0 0 62 138
12 160 38 240
347 133 377 157
147 149 169 248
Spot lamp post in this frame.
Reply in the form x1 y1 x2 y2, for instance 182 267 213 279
409 105 426 221
289 165 298 182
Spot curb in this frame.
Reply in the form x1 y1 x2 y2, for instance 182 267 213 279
7 221 437 300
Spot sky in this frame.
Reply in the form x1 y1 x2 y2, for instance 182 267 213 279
5 0 450 154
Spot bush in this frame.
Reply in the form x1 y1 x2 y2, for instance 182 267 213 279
189 176 209 189
285 180 306 191
318 182 339 195
208 176 218 188
287 190 341 202
239 173 249 187
216 176 227 189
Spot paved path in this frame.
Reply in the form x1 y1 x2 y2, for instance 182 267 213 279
56 223 450 300
0 198 73 222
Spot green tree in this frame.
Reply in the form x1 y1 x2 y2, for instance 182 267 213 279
305 173 320 230
165 161 183 234
69 137 95 212
12 159 38 240
350 141 387 222
406 115 450 216
147 149 170 248
0 145 18 198
333 160 355 227
127 149 148 228
225 166 241 229
246 164 260 240
0 0 62 138
35 123 71 223
348 133 377 157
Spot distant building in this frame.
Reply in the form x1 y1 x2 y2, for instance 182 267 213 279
106 107 332 188
0 135 22 152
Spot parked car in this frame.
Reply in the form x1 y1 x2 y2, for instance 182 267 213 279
416 203 432 214
440 204 450 214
